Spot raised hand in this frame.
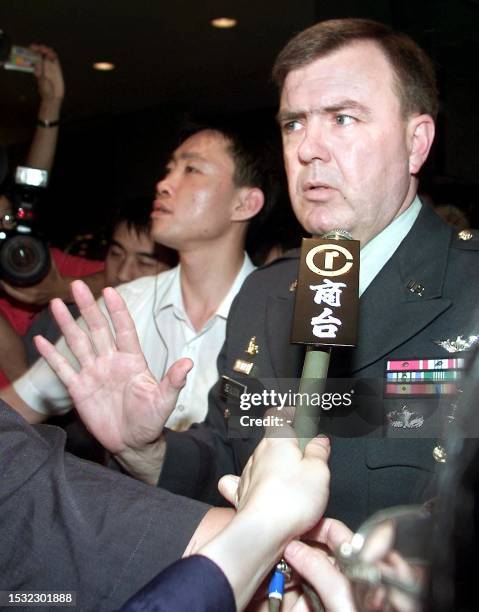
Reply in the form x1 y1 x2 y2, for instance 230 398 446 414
34 280 193 482
31 44 65 104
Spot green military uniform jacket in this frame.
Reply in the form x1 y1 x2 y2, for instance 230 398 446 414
160 204 479 529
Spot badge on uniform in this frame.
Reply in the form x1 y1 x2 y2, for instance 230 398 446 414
433 335 479 353
220 375 247 402
233 359 254 375
245 336 259 356
384 357 464 398
387 405 424 429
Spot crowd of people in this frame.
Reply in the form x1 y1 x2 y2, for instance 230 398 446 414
0 17 478 612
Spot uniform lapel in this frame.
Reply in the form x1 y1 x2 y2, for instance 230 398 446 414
265 253 304 388
352 205 453 373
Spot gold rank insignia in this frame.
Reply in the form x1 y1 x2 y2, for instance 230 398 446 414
433 444 447 463
458 229 473 241
289 279 298 292
245 336 259 356
233 359 254 375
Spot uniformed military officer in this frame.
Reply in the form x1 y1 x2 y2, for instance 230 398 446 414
33 19 479 528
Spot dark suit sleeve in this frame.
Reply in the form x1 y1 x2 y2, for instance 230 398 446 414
119 555 236 612
0 400 210 612
159 358 237 506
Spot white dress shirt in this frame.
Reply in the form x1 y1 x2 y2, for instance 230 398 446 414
13 255 255 430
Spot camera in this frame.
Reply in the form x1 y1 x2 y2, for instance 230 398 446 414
0 30 39 73
0 166 51 286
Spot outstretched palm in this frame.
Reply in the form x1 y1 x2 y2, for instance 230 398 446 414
35 281 192 455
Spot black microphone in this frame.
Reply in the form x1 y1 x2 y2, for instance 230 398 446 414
291 230 359 450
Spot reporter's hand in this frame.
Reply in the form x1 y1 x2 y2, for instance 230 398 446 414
34 280 192 483
221 431 331 541
283 518 356 612
199 432 330 611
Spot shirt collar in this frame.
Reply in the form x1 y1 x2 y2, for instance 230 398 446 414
359 196 422 296
153 265 181 313
154 254 255 320
216 253 255 319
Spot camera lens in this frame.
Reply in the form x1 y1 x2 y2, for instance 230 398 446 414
0 234 50 286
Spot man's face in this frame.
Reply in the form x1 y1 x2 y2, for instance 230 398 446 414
279 41 423 244
104 222 170 286
151 130 239 250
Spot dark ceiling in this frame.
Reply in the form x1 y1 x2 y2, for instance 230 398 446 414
1 0 479 140
0 0 318 142
0 0 478 240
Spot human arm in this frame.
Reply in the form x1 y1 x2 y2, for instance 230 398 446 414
122 434 331 612
30 279 240 494
197 435 331 610
0 398 218 609
34 279 190 483
25 44 64 172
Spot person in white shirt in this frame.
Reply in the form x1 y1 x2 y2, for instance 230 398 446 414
1 118 281 429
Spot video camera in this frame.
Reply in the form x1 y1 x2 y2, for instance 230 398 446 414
0 166 51 286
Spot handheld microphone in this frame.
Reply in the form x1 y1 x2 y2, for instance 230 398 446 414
291 230 359 450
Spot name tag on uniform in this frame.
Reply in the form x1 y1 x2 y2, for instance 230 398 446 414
220 375 247 402
233 359 254 375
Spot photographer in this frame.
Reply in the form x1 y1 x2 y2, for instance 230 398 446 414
0 44 106 389
0 45 105 327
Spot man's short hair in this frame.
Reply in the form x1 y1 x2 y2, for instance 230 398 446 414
111 196 154 239
272 18 439 120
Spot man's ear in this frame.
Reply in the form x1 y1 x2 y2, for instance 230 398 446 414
231 187 265 222
407 114 435 175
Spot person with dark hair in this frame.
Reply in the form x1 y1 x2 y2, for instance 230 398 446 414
3 117 281 436
102 196 178 289
0 198 175 462
23 196 176 367
21 19 479 530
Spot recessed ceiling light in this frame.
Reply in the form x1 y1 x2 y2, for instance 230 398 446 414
210 17 237 29
93 62 115 71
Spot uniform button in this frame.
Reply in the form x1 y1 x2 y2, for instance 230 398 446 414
458 229 473 241
177 405 185 412
433 444 447 463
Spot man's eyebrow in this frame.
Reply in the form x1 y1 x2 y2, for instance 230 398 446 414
276 110 306 125
277 100 371 123
322 99 371 117
110 238 157 259
109 239 125 250
175 152 208 162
